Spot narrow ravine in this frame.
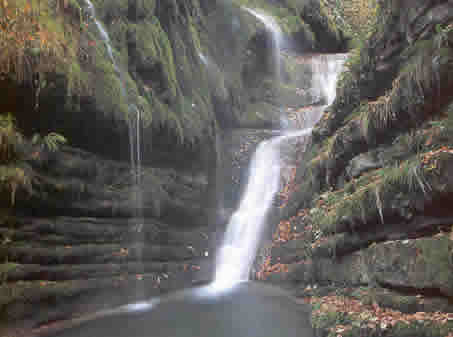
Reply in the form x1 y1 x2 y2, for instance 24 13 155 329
2 1 453 337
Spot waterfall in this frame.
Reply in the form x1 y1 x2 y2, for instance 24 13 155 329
242 7 290 128
243 7 283 83
213 50 346 289
310 54 348 106
198 52 209 66
84 0 118 75
213 129 313 289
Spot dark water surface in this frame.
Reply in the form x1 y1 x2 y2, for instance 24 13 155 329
51 283 314 337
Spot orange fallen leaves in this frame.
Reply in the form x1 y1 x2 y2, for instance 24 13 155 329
310 295 453 330
272 209 308 245
256 256 290 280
421 146 453 166
279 167 298 208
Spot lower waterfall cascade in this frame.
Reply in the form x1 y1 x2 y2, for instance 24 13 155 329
213 54 346 289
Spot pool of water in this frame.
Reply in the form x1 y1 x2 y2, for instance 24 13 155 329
49 283 313 337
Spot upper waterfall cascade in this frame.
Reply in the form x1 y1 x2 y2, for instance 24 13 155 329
243 7 283 83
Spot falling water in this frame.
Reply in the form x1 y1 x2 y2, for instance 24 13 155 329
84 0 117 72
243 8 289 128
213 128 312 289
214 53 346 289
243 8 283 82
311 54 348 106
198 52 209 66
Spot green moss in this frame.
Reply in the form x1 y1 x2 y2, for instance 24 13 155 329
314 156 431 232
415 237 453 291
91 47 128 118
0 263 18 277
135 18 179 98
391 321 453 337
311 304 352 330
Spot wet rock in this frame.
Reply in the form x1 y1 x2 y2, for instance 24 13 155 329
346 150 382 179
367 236 453 297
285 236 453 299
352 287 453 314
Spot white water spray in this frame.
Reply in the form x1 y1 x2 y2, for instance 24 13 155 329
213 54 347 289
84 0 117 72
311 54 348 106
213 129 312 289
198 52 209 67
243 8 283 82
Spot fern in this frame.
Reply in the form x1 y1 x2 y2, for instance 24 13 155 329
32 132 67 152
381 159 431 195
0 165 31 206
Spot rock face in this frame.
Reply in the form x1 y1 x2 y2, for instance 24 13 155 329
0 0 347 334
257 1 453 336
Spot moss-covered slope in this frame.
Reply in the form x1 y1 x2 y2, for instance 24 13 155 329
259 1 453 336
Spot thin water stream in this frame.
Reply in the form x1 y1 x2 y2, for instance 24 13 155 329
83 0 143 222
83 0 144 289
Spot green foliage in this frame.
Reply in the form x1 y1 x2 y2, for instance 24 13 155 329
357 34 453 145
359 95 395 143
379 159 430 195
311 303 352 330
0 115 67 206
314 155 431 233
31 132 67 152
434 23 453 48
0 165 31 206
